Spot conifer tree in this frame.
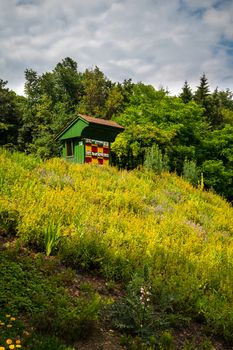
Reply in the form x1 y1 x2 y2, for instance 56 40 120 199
210 87 223 128
194 73 213 125
180 80 193 103
194 73 210 105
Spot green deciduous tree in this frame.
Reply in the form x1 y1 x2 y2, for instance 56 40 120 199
112 83 206 172
0 79 22 148
104 85 124 119
80 66 109 117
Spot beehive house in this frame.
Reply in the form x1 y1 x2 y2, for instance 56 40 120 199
55 114 124 165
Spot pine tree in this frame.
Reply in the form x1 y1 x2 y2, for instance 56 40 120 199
180 80 193 103
194 73 213 125
210 87 223 128
194 73 210 106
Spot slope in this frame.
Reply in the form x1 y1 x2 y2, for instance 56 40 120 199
1 149 233 348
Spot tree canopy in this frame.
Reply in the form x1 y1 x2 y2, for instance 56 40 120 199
1 58 233 201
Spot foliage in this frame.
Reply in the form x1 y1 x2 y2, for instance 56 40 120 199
182 337 216 350
113 83 208 174
2 150 233 343
109 272 179 348
0 79 22 148
144 144 169 174
0 312 25 350
15 59 129 158
0 247 101 348
182 159 198 186
79 66 109 118
0 207 19 237
180 80 193 104
44 219 61 256
1 60 233 199
159 331 175 350
109 269 187 348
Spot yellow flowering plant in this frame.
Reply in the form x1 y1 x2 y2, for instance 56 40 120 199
0 313 24 350
1 149 233 343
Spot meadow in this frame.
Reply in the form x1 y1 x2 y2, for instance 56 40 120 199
1 148 233 348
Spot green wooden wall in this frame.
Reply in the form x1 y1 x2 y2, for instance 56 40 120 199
62 138 85 163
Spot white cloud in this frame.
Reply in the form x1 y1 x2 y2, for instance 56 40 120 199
0 0 233 95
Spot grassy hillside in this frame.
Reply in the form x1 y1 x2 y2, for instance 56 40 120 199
1 149 233 348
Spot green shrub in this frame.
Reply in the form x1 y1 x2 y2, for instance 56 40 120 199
0 249 101 345
182 159 199 186
33 293 101 343
0 208 19 237
159 331 175 350
26 335 75 350
109 273 173 346
144 144 169 174
59 235 108 272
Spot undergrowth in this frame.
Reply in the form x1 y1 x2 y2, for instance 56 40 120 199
0 247 101 349
1 149 233 345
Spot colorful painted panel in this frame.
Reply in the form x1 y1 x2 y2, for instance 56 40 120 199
85 138 109 165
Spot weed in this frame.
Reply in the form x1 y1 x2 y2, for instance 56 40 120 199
0 207 19 237
0 248 101 347
44 220 61 256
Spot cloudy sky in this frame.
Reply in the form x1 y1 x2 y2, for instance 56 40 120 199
0 0 233 96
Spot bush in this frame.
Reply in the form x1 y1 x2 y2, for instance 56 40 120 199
0 249 101 346
0 208 19 237
144 144 169 174
59 235 108 273
108 273 175 346
33 293 101 343
182 159 199 186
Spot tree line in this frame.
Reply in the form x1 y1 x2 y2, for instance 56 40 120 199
1 57 233 200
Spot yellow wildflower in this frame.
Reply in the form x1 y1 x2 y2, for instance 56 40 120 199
16 346 21 349
15 341 20 345
5 315 11 318
6 340 12 345
0 347 5 350
6 324 12 328
9 345 15 350
10 317 16 322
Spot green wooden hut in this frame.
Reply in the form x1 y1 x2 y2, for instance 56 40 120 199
55 114 124 165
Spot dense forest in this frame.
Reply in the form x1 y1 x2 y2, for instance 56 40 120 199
1 57 233 200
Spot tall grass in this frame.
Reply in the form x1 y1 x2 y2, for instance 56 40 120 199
1 148 233 341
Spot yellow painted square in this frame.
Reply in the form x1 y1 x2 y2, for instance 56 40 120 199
86 145 92 152
92 157 98 164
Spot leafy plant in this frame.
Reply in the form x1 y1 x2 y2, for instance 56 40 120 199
144 144 169 174
44 220 61 256
0 207 19 237
159 331 175 350
0 312 25 349
0 248 101 347
1 150 233 343
109 272 175 347
182 159 198 186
